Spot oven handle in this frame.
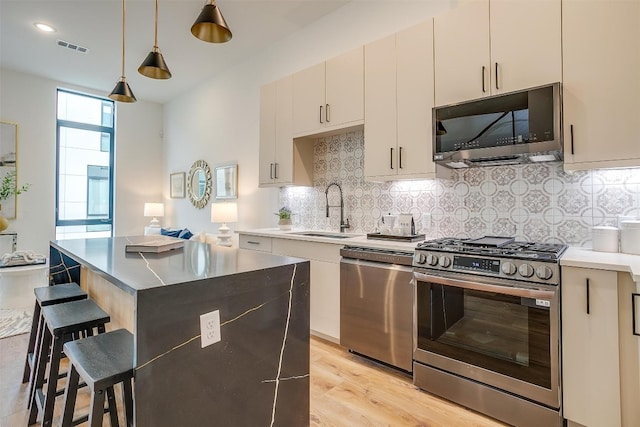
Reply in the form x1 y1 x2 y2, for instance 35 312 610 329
413 271 556 300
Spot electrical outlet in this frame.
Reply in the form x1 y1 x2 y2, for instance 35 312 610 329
200 310 221 348
422 213 432 231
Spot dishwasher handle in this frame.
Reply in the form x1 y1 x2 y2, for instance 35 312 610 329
341 257 414 273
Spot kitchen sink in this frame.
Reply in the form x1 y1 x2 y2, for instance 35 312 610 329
287 231 362 239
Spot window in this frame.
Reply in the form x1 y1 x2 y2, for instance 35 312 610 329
56 89 114 239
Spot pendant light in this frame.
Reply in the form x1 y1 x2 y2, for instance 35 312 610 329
109 0 136 102
191 0 232 43
138 0 171 79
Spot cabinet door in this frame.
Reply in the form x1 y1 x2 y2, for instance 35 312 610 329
562 266 621 427
434 0 490 106
310 260 340 341
258 82 276 185
617 273 640 427
490 0 561 94
325 47 364 130
292 62 325 136
396 20 435 178
563 0 640 170
274 76 293 184
364 34 397 179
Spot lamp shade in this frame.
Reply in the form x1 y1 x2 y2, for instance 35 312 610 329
191 1 232 43
144 202 165 217
138 48 172 79
109 77 137 103
211 202 237 223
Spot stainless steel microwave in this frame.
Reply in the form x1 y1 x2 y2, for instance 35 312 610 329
433 83 562 168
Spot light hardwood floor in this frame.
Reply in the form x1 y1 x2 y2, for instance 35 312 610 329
1 333 506 426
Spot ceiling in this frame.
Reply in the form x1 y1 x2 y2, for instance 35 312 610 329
0 0 350 103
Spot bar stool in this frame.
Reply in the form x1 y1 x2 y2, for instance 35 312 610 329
60 329 134 427
28 299 110 427
22 283 87 384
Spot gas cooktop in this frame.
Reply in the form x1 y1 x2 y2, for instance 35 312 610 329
415 236 567 262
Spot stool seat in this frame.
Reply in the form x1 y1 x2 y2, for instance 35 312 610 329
34 282 86 306
62 329 134 427
42 299 110 336
64 329 134 391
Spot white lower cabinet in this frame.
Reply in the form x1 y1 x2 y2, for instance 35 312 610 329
240 234 341 342
562 266 640 427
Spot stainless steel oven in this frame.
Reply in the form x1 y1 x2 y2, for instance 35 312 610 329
412 237 566 427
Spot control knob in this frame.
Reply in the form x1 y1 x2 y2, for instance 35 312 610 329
536 265 553 280
438 256 451 268
518 263 534 278
415 253 427 265
501 261 517 275
426 254 439 266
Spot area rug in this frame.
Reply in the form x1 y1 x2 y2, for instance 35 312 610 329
0 307 32 339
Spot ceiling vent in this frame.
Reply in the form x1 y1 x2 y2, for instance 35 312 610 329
57 40 89 54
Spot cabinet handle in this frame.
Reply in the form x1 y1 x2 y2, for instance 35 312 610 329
319 105 324 124
246 241 260 245
482 66 486 93
570 124 575 155
399 146 403 169
274 163 279 179
586 278 590 314
390 147 394 169
269 163 274 179
633 293 640 336
325 104 330 122
495 62 499 90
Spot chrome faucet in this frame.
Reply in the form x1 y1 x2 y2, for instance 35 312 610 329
325 182 350 232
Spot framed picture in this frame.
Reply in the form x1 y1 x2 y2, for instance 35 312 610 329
215 164 238 200
170 172 185 198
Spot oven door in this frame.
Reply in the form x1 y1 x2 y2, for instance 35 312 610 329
413 270 560 409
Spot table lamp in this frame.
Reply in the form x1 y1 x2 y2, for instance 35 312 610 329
211 202 237 246
144 203 165 228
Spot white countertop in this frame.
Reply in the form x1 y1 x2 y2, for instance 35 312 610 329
561 247 640 283
236 228 420 252
239 229 640 283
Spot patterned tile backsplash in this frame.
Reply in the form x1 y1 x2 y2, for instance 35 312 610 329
279 130 640 246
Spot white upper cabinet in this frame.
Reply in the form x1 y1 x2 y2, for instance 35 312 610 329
434 0 561 106
365 20 435 180
293 47 364 137
562 0 640 171
259 77 313 187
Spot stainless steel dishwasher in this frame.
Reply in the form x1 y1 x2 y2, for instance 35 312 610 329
340 246 414 372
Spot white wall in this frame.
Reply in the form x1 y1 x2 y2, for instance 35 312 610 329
163 1 453 235
0 68 163 254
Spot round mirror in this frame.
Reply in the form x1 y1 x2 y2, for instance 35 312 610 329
187 160 212 209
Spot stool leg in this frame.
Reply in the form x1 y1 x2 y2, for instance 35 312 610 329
122 378 134 427
106 386 120 427
60 364 80 427
28 324 51 423
41 334 65 427
22 302 41 383
89 389 106 427
27 310 46 408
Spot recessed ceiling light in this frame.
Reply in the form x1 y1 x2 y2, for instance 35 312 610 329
34 23 56 33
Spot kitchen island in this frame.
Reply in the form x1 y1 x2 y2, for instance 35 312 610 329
49 236 310 427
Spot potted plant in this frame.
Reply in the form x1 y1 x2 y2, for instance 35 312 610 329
275 206 293 230
0 170 30 231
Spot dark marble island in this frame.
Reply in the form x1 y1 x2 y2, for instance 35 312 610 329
49 236 310 426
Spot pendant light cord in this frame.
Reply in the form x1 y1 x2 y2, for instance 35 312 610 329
121 0 126 78
154 0 159 49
